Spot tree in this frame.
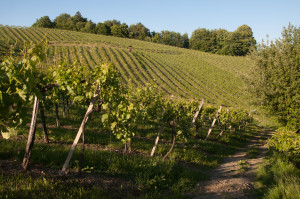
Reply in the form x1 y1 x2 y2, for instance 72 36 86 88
250 24 299 129
75 22 86 32
189 25 256 56
128 23 150 40
182 33 189 48
72 11 87 24
235 24 256 52
189 28 216 52
111 23 129 38
82 20 96 33
160 30 174 46
32 16 54 28
152 33 161 43
96 23 110 35
72 11 87 31
226 25 256 56
104 19 121 28
54 13 75 30
214 29 230 54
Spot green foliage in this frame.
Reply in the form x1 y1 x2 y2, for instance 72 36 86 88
54 13 74 30
256 126 300 198
267 128 300 166
152 30 189 48
256 151 300 199
71 11 87 25
32 16 54 28
29 12 257 55
229 24 256 56
190 28 215 52
129 22 150 40
251 23 300 129
111 23 129 38
190 25 256 56
0 41 46 132
96 23 110 35
81 20 96 34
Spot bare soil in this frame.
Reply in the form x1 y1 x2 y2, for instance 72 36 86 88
192 129 273 199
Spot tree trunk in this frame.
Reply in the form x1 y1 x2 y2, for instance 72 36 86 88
22 96 40 170
206 106 222 140
39 102 49 143
61 87 101 174
55 103 60 127
163 121 176 160
150 123 164 157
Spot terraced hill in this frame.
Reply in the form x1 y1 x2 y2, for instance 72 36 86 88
0 25 254 107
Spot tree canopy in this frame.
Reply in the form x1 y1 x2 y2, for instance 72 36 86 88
250 24 299 129
128 23 150 40
32 16 54 28
31 12 256 55
190 25 256 56
54 13 74 30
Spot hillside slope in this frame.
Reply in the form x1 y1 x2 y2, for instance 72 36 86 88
0 25 254 107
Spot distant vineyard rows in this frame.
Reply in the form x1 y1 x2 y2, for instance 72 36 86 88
0 25 253 107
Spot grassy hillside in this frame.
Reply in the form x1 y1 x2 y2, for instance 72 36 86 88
0 25 254 107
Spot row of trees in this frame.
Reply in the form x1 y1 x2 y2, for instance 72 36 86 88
32 11 256 56
190 25 256 56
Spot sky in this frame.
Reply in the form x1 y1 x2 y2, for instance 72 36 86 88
0 0 299 43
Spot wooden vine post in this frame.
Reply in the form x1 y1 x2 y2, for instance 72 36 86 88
22 83 58 170
191 99 204 137
150 123 165 157
22 96 40 170
61 86 101 174
205 106 222 140
55 103 60 127
191 99 205 127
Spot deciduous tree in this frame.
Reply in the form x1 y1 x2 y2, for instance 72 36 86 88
54 13 75 30
250 24 299 129
32 16 54 28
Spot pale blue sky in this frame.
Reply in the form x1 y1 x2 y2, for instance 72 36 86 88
0 0 299 43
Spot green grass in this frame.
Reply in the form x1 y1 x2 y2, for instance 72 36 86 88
238 159 250 173
0 104 262 198
247 145 260 159
255 151 300 199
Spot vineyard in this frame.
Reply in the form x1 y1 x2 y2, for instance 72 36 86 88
0 26 268 198
0 25 253 108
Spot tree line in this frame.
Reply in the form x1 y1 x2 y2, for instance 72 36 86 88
32 11 256 56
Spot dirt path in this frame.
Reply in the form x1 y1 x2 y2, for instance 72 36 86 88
192 129 273 199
